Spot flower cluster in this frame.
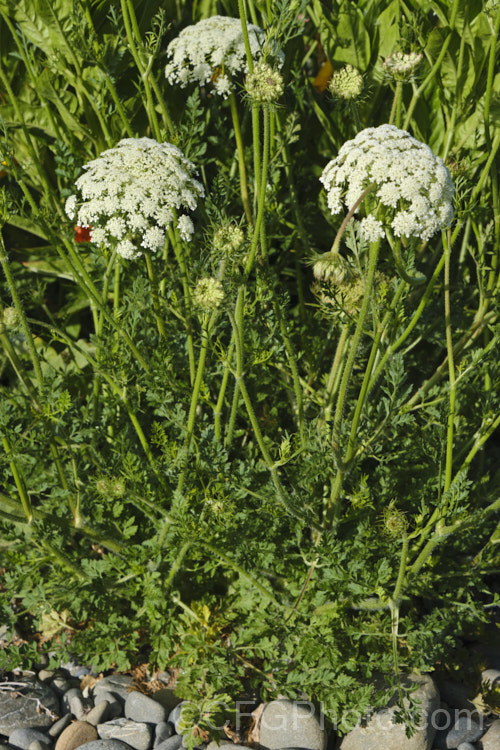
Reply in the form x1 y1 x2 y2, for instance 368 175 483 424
383 51 422 81
193 277 224 311
245 61 284 104
329 64 363 100
320 124 454 242
213 223 245 255
65 138 204 259
165 16 283 98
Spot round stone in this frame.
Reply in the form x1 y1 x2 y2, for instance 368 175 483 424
85 703 110 727
124 692 167 724
77 741 135 750
55 722 98 750
0 677 60 735
153 722 173 747
97 719 152 750
480 719 500 750
258 700 327 750
61 689 93 721
48 716 73 739
9 728 52 750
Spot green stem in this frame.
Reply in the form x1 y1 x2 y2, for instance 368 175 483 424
177 316 211 494
326 239 380 526
237 0 255 74
214 339 235 443
403 0 459 131
229 92 252 224
144 249 167 340
443 231 456 493
324 325 350 424
229 309 320 531
119 0 162 140
2 435 32 523
169 226 195 384
0 230 43 389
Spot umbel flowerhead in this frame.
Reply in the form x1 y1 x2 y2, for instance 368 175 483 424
165 15 284 98
320 124 455 242
383 51 423 82
65 138 204 259
329 64 363 100
245 61 284 104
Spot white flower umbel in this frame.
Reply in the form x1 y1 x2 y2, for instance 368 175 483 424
320 124 454 242
165 16 283 98
65 138 204 259
383 51 423 81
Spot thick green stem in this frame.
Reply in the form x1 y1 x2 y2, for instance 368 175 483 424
2 435 32 523
443 231 456 493
324 325 350 424
229 309 320 531
169 226 195 384
326 239 380 526
177 317 211 494
144 250 167 340
119 0 162 140
0 230 44 389
229 92 252 224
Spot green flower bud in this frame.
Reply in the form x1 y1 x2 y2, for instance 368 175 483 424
213 223 245 255
329 65 363 100
2 306 19 328
193 277 224 311
312 252 353 285
245 61 284 104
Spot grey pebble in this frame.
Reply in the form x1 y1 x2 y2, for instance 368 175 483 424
154 735 183 750
93 694 122 720
456 743 476 750
154 723 173 747
0 678 60 735
9 729 52 750
480 719 500 750
149 692 180 716
28 742 52 750
434 716 484 748
97 719 152 750
85 703 111 727
93 678 134 706
61 689 93 721
51 679 80 698
77 741 135 750
124 693 167 725
48 716 73 739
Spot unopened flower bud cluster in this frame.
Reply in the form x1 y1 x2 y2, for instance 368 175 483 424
213 223 245 256
193 277 224 310
383 51 423 81
65 138 204 259
245 62 284 104
313 251 353 286
329 64 363 100
165 16 283 98
320 124 454 242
